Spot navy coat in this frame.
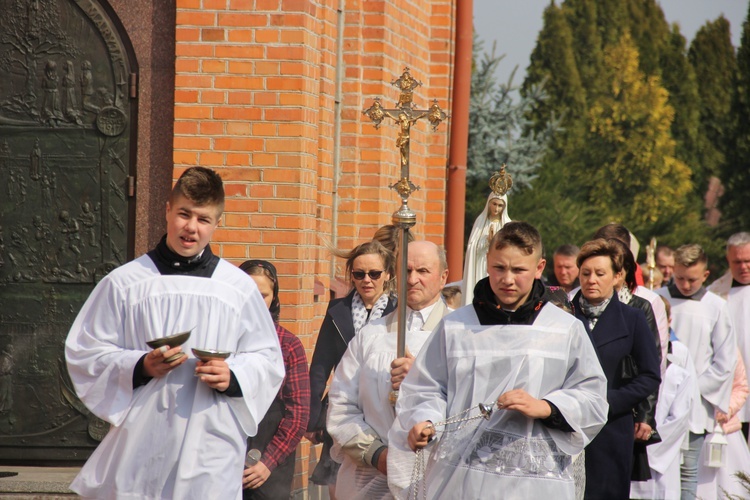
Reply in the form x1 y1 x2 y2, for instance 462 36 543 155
307 289 397 431
573 292 661 500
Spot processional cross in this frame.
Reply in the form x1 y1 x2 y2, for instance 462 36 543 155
362 68 447 399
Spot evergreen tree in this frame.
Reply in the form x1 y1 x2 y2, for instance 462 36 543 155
689 16 738 193
562 0 604 99
522 2 585 131
660 25 700 169
722 4 750 231
581 33 693 233
624 0 670 76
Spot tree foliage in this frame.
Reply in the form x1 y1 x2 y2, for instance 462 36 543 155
582 34 692 232
722 3 750 232
688 16 737 192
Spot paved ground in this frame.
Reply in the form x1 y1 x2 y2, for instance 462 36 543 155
0 467 78 499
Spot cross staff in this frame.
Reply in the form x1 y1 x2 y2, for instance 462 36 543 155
362 68 447 404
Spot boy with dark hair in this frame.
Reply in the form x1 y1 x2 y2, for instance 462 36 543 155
65 167 284 499
388 221 608 499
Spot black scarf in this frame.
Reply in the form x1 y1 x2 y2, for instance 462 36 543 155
147 235 219 277
472 277 551 326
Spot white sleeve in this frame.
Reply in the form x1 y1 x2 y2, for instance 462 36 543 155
64 277 144 426
225 289 285 438
699 304 737 413
388 323 448 498
327 329 380 465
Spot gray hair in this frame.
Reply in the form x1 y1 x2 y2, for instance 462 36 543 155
727 232 750 251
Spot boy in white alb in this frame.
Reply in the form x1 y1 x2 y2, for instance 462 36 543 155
65 168 284 499
656 244 736 500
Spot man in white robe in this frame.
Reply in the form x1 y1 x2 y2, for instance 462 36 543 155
707 231 750 440
656 244 736 500
65 167 284 499
327 241 451 500
388 222 608 500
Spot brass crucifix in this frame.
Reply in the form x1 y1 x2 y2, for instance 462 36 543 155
362 68 447 404
363 67 447 203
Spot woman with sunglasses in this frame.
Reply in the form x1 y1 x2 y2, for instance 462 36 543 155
307 241 396 498
239 260 310 499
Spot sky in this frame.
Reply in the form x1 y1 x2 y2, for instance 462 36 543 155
473 0 749 86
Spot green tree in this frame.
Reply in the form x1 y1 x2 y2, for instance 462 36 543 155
722 4 750 232
582 33 693 233
660 25 700 169
689 16 737 193
522 1 585 131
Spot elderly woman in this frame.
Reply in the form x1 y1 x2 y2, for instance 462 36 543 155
307 241 396 497
572 239 661 500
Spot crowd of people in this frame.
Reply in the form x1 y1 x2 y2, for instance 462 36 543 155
63 167 749 500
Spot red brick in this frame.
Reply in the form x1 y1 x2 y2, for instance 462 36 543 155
213 106 262 120
214 137 265 151
176 28 200 42
226 122 251 135
176 11 216 27
214 76 265 90
217 13 269 27
215 45 265 59
202 59 227 73
201 28 225 41
225 153 251 166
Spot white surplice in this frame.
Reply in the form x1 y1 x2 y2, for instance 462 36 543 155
387 304 608 500
630 341 697 500
708 273 750 423
327 301 448 500
65 255 285 499
656 287 737 433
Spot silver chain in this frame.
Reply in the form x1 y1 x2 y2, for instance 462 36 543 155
409 402 495 500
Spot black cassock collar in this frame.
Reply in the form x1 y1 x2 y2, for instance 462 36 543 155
147 235 219 277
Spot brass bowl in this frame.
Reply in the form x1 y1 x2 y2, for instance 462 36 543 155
191 348 232 362
146 330 192 363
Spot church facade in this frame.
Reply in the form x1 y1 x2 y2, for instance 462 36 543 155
0 0 455 494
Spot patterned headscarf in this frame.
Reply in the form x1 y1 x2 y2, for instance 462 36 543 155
239 259 281 323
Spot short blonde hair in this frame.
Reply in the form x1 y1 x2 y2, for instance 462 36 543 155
674 244 707 267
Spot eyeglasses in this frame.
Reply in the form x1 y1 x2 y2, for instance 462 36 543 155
351 270 384 281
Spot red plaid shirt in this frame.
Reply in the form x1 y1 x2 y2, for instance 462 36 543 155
261 325 310 471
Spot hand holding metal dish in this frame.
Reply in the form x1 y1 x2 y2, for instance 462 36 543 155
145 330 192 363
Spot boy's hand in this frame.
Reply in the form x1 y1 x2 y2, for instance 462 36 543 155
408 421 435 451
143 346 186 378
195 359 230 391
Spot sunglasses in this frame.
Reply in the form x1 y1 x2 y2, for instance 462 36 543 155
351 270 385 281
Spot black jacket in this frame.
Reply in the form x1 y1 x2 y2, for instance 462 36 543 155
307 289 397 431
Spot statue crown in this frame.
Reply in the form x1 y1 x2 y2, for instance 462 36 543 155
489 165 513 196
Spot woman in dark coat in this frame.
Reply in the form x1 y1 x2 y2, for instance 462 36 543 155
306 240 396 498
572 239 661 500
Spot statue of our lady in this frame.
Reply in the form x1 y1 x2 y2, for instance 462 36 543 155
461 167 513 305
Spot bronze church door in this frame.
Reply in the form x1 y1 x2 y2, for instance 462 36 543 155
0 0 135 461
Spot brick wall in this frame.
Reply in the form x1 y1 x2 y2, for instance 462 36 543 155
173 0 454 494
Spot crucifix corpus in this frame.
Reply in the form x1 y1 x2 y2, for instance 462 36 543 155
362 67 447 403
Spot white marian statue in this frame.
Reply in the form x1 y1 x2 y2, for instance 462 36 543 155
461 167 513 306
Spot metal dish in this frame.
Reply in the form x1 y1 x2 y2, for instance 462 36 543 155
191 348 232 362
146 330 192 363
